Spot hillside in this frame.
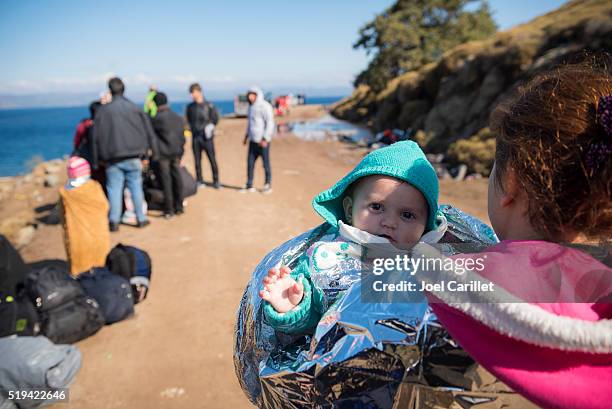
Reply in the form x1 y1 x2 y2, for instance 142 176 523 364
332 0 612 174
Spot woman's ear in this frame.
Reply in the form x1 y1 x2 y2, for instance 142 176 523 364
342 196 353 223
499 167 521 208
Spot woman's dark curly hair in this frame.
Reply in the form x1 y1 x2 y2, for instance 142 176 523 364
490 60 612 241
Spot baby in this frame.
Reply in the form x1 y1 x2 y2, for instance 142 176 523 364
259 141 445 333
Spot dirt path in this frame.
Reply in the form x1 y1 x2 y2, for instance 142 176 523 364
19 105 488 408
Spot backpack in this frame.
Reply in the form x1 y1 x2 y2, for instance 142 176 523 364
26 265 104 343
106 244 152 304
0 235 38 337
26 266 84 312
14 293 40 336
0 235 30 298
40 296 105 344
78 268 134 324
0 293 40 337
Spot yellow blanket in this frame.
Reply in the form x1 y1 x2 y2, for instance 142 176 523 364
59 180 110 275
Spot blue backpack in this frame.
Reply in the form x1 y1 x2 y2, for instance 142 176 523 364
105 244 152 304
78 268 134 324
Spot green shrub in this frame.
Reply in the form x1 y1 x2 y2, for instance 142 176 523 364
446 128 496 175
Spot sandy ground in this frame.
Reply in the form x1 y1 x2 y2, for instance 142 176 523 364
16 105 488 408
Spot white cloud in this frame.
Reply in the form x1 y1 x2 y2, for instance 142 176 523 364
0 70 352 95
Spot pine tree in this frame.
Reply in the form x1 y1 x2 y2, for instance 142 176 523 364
354 0 497 92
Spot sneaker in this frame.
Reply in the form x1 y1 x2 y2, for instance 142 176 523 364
163 212 174 220
197 181 206 189
175 209 184 216
213 182 221 189
240 186 257 193
137 219 150 228
109 222 119 232
261 184 273 194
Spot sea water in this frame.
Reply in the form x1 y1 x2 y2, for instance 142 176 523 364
0 97 341 176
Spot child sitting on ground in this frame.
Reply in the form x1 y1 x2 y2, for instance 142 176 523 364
59 156 110 275
259 141 446 333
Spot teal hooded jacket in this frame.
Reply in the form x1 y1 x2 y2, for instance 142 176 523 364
263 141 440 334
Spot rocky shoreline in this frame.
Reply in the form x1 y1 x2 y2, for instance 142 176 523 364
0 159 67 248
332 0 612 175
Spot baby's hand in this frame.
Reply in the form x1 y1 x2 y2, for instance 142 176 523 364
259 266 304 313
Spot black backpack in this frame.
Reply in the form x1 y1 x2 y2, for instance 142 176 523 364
0 292 40 337
0 235 39 337
40 296 105 344
26 266 84 312
0 235 30 296
78 268 134 324
106 244 152 304
26 266 104 343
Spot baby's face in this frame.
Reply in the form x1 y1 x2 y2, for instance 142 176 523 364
345 176 428 247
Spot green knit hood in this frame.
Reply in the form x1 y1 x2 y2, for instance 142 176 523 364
312 141 439 231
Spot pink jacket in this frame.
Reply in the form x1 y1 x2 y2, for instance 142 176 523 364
415 241 612 409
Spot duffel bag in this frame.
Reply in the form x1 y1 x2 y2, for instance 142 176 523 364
78 268 134 324
180 166 197 198
40 296 105 344
144 187 165 211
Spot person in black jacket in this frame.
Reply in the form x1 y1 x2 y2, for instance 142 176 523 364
186 83 220 188
151 92 185 218
93 77 158 231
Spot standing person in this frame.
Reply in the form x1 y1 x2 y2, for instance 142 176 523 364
93 77 157 232
415 62 612 408
73 101 100 165
73 101 107 186
242 86 275 194
151 92 185 218
186 83 220 188
144 85 158 118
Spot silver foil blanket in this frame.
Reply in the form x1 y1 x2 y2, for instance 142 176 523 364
234 205 499 408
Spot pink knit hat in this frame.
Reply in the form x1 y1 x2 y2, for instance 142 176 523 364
67 156 91 179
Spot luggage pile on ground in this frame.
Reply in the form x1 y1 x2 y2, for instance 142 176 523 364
0 235 153 407
143 165 197 211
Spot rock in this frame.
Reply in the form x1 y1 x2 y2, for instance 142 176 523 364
44 174 60 187
43 162 63 175
160 388 186 399
16 225 36 249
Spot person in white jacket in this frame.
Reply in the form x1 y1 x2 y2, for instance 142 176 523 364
242 86 275 193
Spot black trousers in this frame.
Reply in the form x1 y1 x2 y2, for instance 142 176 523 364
247 141 271 188
155 157 183 214
192 134 219 184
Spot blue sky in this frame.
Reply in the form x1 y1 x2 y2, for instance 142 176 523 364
0 0 567 98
